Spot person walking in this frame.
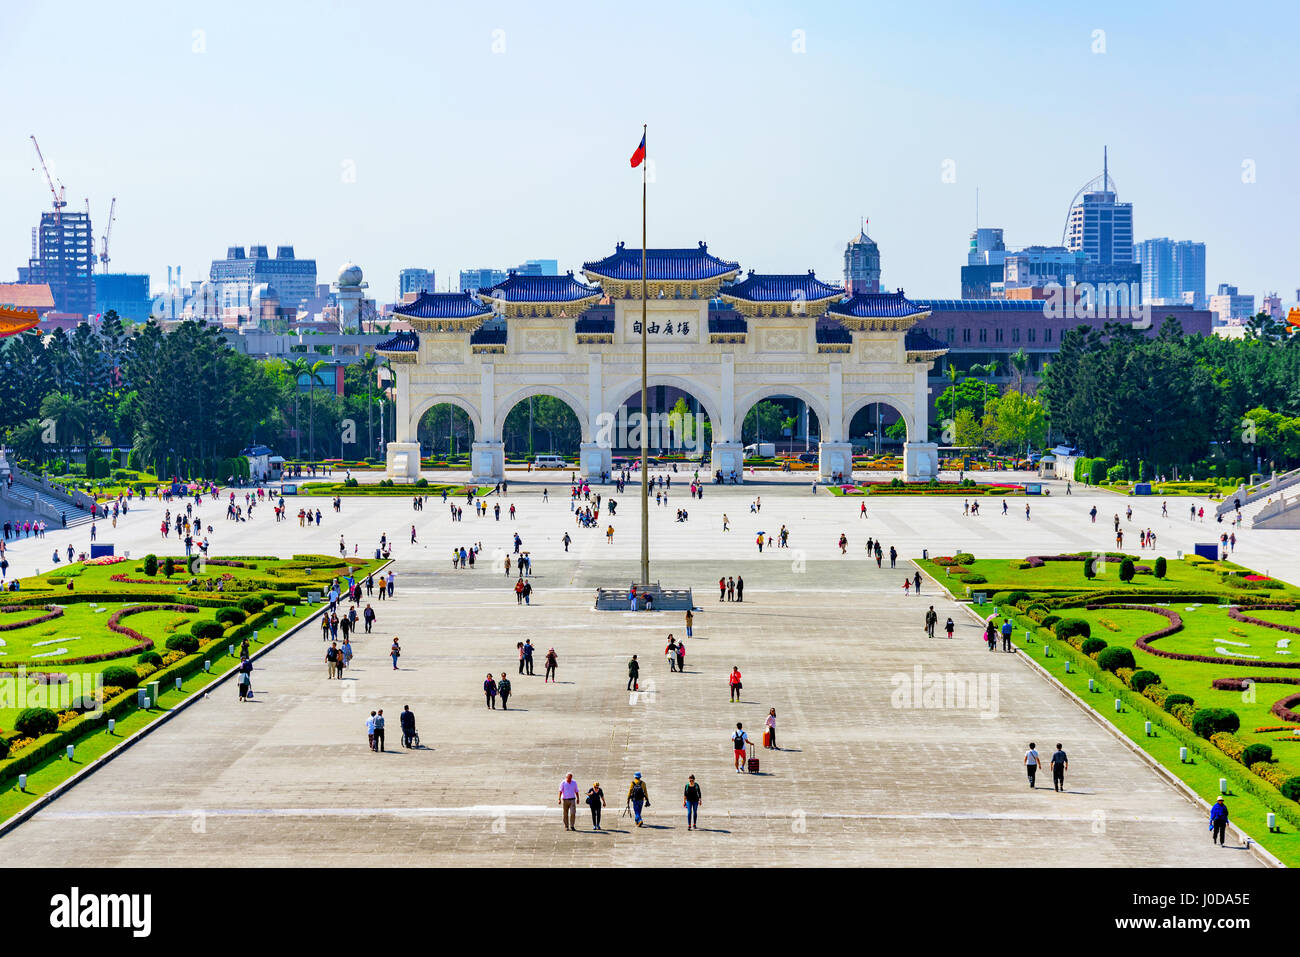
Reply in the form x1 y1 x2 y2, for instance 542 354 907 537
1024 742 1041 789
483 673 498 709
544 647 558 683
586 782 606 830
765 708 778 750
559 774 580 831
627 653 640 691
676 638 685 674
523 639 535 676
237 667 251 701
1210 797 1229 846
390 637 401 670
683 775 702 831
1001 618 1013 652
627 772 650 827
373 709 386 752
736 575 744 602
729 666 742 703
498 672 512 710
363 603 375 634
340 637 353 672
889 545 897 568
517 641 526 674
666 636 679 672
1050 743 1068 792
366 711 377 750
925 605 938 638
685 607 694 637
945 616 955 639
719 577 726 602
326 641 339 679
913 570 922 594
731 723 749 772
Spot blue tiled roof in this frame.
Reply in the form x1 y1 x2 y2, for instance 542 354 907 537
815 325 852 344
376 330 419 352
905 328 949 352
722 271 844 303
826 291 926 319
583 242 740 282
470 327 507 345
481 271 601 303
708 316 748 334
574 316 615 334
393 291 491 319
912 299 1047 311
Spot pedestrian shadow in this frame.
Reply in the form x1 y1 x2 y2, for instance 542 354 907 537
497 708 531 712
768 747 801 753
693 826 732 834
638 823 675 830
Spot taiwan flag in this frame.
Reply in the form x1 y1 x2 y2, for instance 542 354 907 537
629 132 646 168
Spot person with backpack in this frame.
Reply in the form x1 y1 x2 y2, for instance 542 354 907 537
731 723 750 772
945 616 955 640
627 654 640 691
683 775 702 830
498 673 512 710
626 773 650 827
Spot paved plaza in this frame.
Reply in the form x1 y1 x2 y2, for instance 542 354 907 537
0 473 1279 866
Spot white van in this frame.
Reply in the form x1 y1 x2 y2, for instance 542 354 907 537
533 455 567 469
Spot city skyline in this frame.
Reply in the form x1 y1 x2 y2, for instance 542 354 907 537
1 0 1296 303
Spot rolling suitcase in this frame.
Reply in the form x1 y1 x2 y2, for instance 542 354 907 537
762 729 772 749
747 744 760 774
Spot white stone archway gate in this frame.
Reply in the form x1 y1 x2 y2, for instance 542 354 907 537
380 249 944 483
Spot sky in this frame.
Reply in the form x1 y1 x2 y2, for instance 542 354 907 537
1 0 1297 303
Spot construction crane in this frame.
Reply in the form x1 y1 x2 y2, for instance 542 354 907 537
29 135 67 224
98 197 117 270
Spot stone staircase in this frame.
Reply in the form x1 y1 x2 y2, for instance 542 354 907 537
1217 467 1300 516
594 584 695 611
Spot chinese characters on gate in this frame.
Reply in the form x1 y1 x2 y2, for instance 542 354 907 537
631 320 690 336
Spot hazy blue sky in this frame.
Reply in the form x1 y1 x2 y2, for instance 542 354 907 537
2 0 1297 302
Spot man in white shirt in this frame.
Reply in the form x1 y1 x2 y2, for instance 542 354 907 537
386 571 395 597
366 711 377 751
558 773 580 831
1024 742 1041 788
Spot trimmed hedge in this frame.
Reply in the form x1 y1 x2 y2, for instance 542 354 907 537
190 621 224 642
1191 708 1241 739
15 707 59 737
1164 693 1194 713
1080 636 1108 657
215 608 246 625
1056 618 1091 642
1096 646 1136 672
1154 556 1167 579
1128 669 1161 693
165 634 200 654
100 665 141 689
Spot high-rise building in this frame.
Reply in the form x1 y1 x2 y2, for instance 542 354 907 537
514 259 558 276
967 227 1006 266
459 267 507 293
1261 292 1283 319
25 210 95 315
961 227 1009 297
1135 238 1206 307
209 245 317 313
1064 150 1134 267
843 221 880 294
399 268 435 297
93 273 153 321
1207 283 1255 323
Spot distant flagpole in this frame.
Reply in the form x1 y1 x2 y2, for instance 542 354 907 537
639 123 650 590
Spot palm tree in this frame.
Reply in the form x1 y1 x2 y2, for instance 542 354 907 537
39 392 91 458
307 359 328 462
1008 348 1030 392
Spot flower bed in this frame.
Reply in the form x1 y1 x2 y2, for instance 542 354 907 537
0 605 63 631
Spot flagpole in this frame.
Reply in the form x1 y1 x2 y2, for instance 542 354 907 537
639 122 650 591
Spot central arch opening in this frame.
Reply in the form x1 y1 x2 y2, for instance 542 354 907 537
501 394 583 459
613 384 713 465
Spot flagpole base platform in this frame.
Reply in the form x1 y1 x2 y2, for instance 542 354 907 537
579 443 612 483
594 584 694 612
710 441 744 484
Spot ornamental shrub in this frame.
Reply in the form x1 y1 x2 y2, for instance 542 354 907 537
1115 667 1135 686
1083 557 1096 580
215 608 246 625
1242 743 1273 767
15 707 59 737
144 554 159 576
1170 703 1196 728
1191 707 1240 739
1056 618 1091 642
1164 693 1194 713
190 621 224 642
166 633 200 654
239 596 266 614
1089 458 1107 485
415 478 429 488
963 574 987 584
1281 777 1300 802
1128 669 1160 693
1119 559 1135 583
1041 615 1061 632
1154 556 1167 579
100 665 140 689
953 553 976 565
1142 684 1171 708
1080 636 1108 656
137 651 163 667
163 557 175 577
1005 591 1030 607
1096 646 1136 672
